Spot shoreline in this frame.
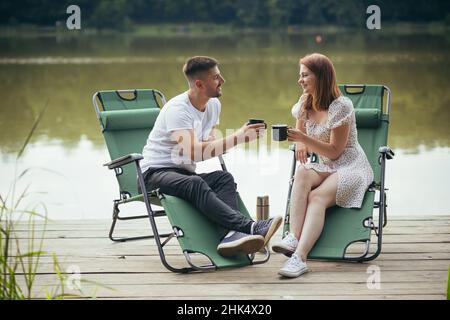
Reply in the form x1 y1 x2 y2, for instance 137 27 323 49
1 22 449 38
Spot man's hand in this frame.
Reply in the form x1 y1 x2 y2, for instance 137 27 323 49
235 122 266 144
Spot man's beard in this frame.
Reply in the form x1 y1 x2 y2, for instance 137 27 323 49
208 87 222 98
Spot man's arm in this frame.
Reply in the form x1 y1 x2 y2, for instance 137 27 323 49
204 126 218 142
172 123 265 162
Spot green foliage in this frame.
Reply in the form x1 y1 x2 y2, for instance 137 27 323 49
0 103 67 299
1 0 449 30
88 0 134 31
447 266 450 300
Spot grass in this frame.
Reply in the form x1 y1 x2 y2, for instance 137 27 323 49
0 103 51 299
447 267 450 300
0 102 112 299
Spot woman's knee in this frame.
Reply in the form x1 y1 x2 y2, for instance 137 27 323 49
307 188 335 207
307 189 325 205
294 167 314 188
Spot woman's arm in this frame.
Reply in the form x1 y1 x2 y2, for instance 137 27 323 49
296 118 306 134
288 124 350 160
295 119 309 164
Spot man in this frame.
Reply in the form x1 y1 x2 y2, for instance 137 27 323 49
140 56 282 257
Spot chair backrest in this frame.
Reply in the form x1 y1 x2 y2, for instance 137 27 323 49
339 85 390 182
93 89 165 198
98 89 161 111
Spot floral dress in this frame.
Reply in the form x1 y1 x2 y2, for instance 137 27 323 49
291 95 374 208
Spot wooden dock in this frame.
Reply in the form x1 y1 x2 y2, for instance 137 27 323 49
12 215 450 300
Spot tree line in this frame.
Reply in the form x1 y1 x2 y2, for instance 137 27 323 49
1 0 449 30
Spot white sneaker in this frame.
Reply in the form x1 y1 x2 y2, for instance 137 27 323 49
271 232 298 256
278 253 309 278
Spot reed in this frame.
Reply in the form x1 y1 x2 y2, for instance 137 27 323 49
0 102 112 299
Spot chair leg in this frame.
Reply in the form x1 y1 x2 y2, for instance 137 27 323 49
251 246 271 265
107 200 194 273
282 151 297 235
382 192 388 228
108 201 173 242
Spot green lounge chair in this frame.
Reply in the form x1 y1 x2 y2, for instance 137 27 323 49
282 84 394 261
93 89 269 273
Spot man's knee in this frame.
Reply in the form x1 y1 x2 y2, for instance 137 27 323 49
156 172 205 193
160 175 209 199
218 171 237 190
206 170 235 185
219 170 235 182
188 175 207 186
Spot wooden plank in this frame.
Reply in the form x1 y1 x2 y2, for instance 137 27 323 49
20 251 450 262
18 282 448 299
16 270 448 287
12 256 450 274
10 236 450 254
10 216 450 230
9 225 450 239
4 216 449 300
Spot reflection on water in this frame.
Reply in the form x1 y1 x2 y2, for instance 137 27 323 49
2 140 449 219
0 31 449 218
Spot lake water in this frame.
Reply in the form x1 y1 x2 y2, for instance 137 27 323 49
1 30 449 219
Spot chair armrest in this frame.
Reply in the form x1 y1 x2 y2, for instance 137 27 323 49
378 146 395 160
103 153 144 169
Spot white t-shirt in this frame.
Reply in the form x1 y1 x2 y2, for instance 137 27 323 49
140 91 221 173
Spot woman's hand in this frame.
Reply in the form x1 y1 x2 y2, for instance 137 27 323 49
287 127 305 143
295 142 309 164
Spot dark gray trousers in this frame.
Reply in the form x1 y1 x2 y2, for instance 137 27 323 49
142 167 254 234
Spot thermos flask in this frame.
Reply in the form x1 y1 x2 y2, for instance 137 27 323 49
257 196 270 252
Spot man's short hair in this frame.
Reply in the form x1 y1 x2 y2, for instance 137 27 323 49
183 56 218 79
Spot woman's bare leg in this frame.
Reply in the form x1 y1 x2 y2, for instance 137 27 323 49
289 166 327 239
296 173 338 262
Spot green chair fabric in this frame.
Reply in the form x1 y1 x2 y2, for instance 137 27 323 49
98 90 161 111
339 85 384 110
161 194 252 268
101 109 160 198
100 109 161 131
355 109 381 128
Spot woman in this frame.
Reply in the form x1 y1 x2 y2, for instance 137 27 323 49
272 53 374 278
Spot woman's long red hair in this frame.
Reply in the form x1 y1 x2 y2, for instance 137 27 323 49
300 53 341 112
